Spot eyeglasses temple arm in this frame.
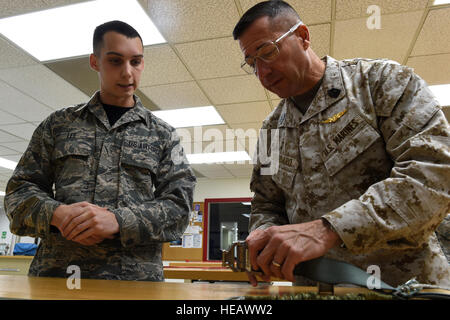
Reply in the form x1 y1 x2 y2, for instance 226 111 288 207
275 21 303 43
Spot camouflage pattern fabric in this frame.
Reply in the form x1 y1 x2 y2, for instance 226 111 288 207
250 56 450 287
4 92 196 281
436 214 450 262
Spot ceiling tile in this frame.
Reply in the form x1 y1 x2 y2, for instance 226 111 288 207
0 154 22 162
200 75 267 105
0 65 89 109
407 54 450 86
181 138 247 155
228 122 261 154
228 122 262 132
0 109 26 125
0 145 18 156
0 36 38 69
191 164 234 179
175 37 245 79
141 81 210 109
42 0 91 7
176 124 232 142
223 163 253 178
239 0 332 24
335 0 428 21
140 44 193 86
146 0 240 43
0 129 26 143
0 141 29 153
0 0 46 18
0 81 54 122
411 8 450 56
0 0 90 18
216 101 271 124
333 11 423 63
1 123 37 141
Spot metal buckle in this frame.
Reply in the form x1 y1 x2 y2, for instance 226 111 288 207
221 240 250 272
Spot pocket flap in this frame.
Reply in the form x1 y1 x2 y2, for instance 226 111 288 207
324 123 380 176
53 139 91 159
121 150 159 171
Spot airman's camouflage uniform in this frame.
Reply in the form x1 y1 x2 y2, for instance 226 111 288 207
250 56 450 287
4 92 196 281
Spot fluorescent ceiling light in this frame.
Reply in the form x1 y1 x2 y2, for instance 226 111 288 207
187 151 251 164
429 84 450 106
433 0 450 5
0 157 17 170
241 202 251 205
0 0 165 62
153 106 225 128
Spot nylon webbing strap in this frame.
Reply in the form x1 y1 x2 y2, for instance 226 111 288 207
222 241 450 299
293 257 450 299
293 257 395 291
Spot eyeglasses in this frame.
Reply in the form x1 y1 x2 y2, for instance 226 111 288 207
240 21 303 75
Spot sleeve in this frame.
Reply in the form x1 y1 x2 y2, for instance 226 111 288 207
322 62 450 254
249 123 290 232
4 115 62 238
111 129 197 247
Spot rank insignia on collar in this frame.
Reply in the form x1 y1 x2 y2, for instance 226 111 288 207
321 108 347 124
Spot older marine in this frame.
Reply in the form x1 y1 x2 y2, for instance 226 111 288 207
234 1 450 287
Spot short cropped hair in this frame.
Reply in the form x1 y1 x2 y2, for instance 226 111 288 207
93 20 143 56
233 0 302 40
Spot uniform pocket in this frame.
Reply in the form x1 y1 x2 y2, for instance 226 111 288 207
120 151 159 202
324 121 381 177
52 133 92 192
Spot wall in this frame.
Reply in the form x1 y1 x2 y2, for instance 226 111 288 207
0 205 13 249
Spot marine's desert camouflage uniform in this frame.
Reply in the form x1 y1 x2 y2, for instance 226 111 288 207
250 56 450 286
4 92 196 281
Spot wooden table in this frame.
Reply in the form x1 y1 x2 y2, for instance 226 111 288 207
164 261 284 282
0 274 372 300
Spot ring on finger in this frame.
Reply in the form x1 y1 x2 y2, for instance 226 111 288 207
272 261 281 268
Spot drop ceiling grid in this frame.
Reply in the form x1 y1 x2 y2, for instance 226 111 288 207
0 0 449 186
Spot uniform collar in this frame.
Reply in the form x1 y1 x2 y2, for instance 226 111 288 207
277 56 346 127
84 91 150 129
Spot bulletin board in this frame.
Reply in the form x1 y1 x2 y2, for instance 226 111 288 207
162 202 204 261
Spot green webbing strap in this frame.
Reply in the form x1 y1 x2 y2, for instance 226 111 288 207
293 257 394 291
293 257 450 299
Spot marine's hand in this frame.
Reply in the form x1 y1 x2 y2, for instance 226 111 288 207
246 219 341 284
245 228 271 286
